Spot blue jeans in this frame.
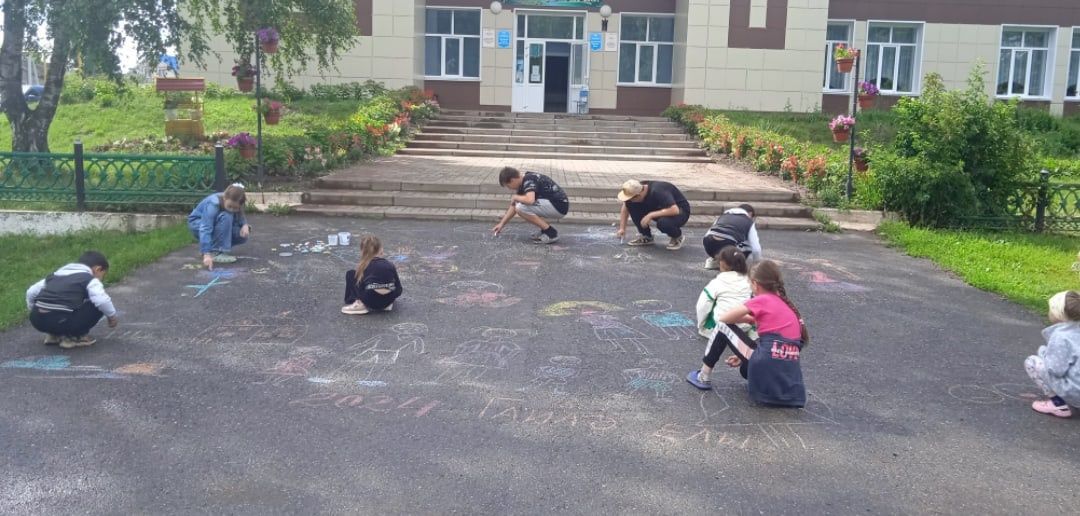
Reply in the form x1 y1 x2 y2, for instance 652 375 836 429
189 211 247 253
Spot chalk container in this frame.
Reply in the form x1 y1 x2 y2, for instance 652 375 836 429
328 234 339 246
338 232 351 246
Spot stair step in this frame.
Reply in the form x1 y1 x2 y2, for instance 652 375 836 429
301 190 812 217
396 147 713 163
405 140 706 156
440 110 672 123
422 124 686 136
293 204 821 231
436 115 680 128
430 119 681 130
414 133 697 148
312 178 800 203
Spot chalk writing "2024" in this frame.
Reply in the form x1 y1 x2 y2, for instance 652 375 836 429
289 392 440 417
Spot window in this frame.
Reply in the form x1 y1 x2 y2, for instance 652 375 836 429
865 22 922 94
1066 28 1079 98
997 26 1055 98
824 21 853 91
618 15 674 85
425 8 481 79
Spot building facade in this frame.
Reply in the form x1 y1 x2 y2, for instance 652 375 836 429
194 0 1080 116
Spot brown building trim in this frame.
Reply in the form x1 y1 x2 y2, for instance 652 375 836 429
822 93 900 115
355 0 373 36
728 0 787 50
603 86 672 116
1065 101 1080 118
425 0 673 13
827 0 1080 27
1017 100 1051 111
423 80 482 110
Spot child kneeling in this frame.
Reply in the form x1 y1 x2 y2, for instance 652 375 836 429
1024 290 1080 418
25 251 119 349
341 235 402 315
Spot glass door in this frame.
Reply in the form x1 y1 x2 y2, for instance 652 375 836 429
568 42 587 114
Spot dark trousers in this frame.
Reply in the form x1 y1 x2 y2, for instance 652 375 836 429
28 302 103 338
703 323 756 379
703 235 737 258
627 203 690 239
344 270 400 311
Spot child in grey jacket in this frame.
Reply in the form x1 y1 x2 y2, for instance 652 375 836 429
1025 290 1080 418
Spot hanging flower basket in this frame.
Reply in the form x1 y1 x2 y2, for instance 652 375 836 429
834 44 858 74
829 115 855 143
853 148 869 172
858 94 875 110
264 109 281 125
836 58 854 73
858 81 879 110
236 77 254 92
238 144 256 159
255 100 285 125
227 132 258 159
832 128 851 143
257 28 280 54
232 62 258 92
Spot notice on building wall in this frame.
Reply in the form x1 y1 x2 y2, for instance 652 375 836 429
483 29 496 48
497 30 512 49
589 32 603 52
604 32 618 52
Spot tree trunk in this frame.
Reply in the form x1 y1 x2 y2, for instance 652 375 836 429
10 115 52 152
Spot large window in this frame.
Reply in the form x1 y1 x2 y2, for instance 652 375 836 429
1066 28 1079 98
865 22 922 94
618 15 674 85
824 21 853 91
997 26 1054 98
425 8 481 79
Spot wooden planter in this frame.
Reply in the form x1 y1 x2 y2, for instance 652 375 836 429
836 58 854 73
264 109 282 125
238 145 256 159
854 157 869 172
260 41 279 54
858 94 875 110
832 128 851 143
236 77 254 92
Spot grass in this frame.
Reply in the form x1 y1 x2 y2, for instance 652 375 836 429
878 221 1080 313
0 224 193 330
718 109 901 147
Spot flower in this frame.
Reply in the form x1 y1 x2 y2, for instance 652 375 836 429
257 27 280 44
226 132 256 148
858 81 879 97
833 44 858 60
853 147 868 159
232 62 257 78
253 100 285 114
829 115 855 131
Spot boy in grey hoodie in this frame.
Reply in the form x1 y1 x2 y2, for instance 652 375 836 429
1025 290 1080 418
25 251 118 349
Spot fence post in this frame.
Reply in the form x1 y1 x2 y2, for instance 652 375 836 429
1034 169 1050 233
213 144 227 192
73 140 86 211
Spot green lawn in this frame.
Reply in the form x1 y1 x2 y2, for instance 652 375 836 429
0 224 193 330
878 221 1080 313
718 109 901 147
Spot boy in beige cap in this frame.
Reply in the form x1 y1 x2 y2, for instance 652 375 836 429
615 179 691 250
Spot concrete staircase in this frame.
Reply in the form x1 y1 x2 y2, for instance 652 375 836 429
399 110 711 163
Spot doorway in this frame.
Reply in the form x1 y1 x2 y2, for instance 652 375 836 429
511 11 588 114
544 42 570 113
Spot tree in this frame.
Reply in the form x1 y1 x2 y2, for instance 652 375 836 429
0 0 358 152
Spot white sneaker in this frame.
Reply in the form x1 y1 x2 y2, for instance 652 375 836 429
704 257 719 270
666 235 685 250
385 303 394 312
341 301 369 315
537 233 559 244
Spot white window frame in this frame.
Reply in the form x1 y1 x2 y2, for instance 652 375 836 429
996 25 1057 100
424 7 483 81
824 19 855 93
1064 27 1079 99
864 20 925 96
616 12 675 87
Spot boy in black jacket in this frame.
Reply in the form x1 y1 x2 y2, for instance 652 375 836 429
25 251 119 349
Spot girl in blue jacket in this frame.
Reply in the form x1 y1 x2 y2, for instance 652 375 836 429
188 184 250 270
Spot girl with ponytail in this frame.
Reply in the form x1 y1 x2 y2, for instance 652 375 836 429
341 235 402 315
686 260 808 408
689 246 754 389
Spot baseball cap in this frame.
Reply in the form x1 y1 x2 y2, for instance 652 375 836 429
617 179 644 202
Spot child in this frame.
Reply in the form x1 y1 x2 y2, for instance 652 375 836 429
188 183 251 270
692 247 755 383
342 235 402 315
25 251 119 349
1024 290 1080 418
491 167 570 244
703 204 762 270
686 260 809 408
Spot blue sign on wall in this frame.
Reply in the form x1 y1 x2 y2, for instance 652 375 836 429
497 30 512 49
589 32 602 52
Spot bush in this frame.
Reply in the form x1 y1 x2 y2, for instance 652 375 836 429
873 151 977 227
1042 156 1080 180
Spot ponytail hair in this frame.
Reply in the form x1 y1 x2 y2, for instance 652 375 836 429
751 260 810 345
354 235 383 285
718 245 748 275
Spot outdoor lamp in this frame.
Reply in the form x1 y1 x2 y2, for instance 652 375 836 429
490 1 502 15
600 5 613 32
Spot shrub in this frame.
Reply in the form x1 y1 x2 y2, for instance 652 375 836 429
873 151 977 227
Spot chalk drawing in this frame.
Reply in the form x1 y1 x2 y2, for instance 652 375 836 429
632 300 696 340
255 355 317 386
112 363 164 376
530 356 581 394
181 263 203 270
185 275 230 298
540 301 624 317
289 392 440 417
356 380 388 387
193 315 308 345
199 268 241 280
478 397 618 433
435 281 521 308
2 355 165 380
613 249 650 264
948 383 1043 405
435 327 530 383
622 358 680 401
653 421 825 451
251 267 270 274
325 322 427 382
307 377 334 384
801 271 869 293
578 312 650 354
2 355 70 370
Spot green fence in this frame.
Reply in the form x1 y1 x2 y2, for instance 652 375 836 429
0 142 226 209
961 171 1080 232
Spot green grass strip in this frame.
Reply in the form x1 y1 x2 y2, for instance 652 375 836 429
0 223 193 330
878 222 1080 313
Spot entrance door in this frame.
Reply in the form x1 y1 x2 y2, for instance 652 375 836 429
568 42 587 113
511 11 586 114
512 39 546 113
544 42 570 113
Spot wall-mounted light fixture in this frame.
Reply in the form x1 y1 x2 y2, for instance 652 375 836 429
600 4 612 32
490 1 503 15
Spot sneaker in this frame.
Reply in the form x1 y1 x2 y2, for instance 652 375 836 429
627 236 654 246
385 303 394 312
704 257 719 270
685 370 712 390
341 301 370 315
43 334 62 346
529 231 543 242
212 253 238 264
537 233 560 244
1032 399 1073 418
60 335 96 349
666 236 685 251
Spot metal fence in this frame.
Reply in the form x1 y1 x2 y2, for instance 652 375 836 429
961 170 1080 232
0 141 227 209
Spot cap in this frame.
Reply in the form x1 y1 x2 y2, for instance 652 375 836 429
617 179 644 202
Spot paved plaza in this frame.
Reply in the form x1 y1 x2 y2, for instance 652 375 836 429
2 216 1077 514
